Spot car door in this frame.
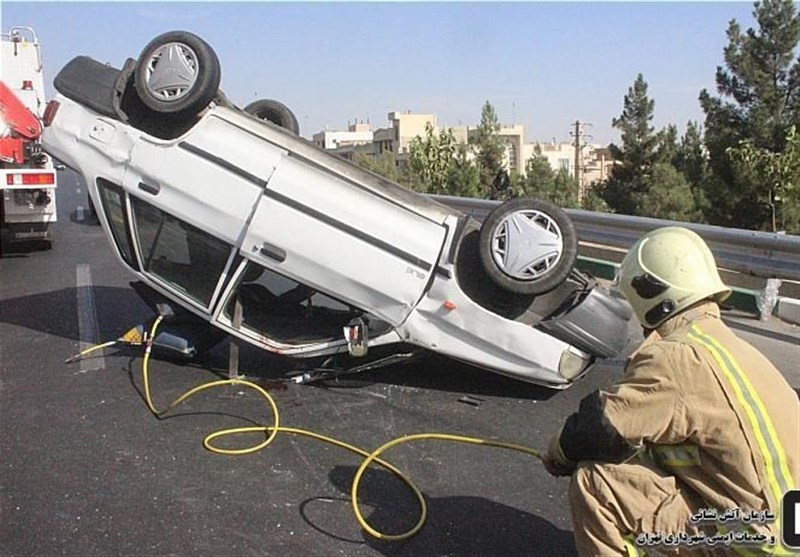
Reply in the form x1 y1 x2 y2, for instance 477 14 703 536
241 153 448 326
121 114 285 313
123 113 284 248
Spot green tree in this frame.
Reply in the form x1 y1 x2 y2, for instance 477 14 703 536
653 121 712 220
638 163 704 222
674 122 707 185
656 124 680 165
519 150 579 207
470 100 507 198
700 0 800 230
601 74 660 215
728 125 800 231
446 143 481 198
582 185 612 212
552 168 580 208
674 122 711 217
507 170 526 199
353 152 401 183
519 149 555 197
406 122 459 194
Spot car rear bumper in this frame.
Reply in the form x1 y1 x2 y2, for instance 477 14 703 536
538 286 633 359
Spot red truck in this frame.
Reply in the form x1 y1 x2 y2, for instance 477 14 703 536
1 26 57 252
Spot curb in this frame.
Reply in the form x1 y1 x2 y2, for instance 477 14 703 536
775 297 800 325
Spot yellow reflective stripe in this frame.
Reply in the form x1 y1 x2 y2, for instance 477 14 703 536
688 325 794 505
624 535 646 557
652 444 700 467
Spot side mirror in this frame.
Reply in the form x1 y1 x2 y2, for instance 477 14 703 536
343 317 368 357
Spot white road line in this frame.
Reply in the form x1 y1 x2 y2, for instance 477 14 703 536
76 264 104 372
76 205 85 222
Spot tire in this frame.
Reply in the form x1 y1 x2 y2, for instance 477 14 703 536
244 99 300 135
134 31 220 115
478 197 577 295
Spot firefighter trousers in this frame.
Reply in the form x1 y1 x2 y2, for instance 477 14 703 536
568 460 725 557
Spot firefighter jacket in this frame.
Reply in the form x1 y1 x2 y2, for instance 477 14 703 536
557 301 799 542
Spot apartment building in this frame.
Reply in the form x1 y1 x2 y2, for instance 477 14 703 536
530 141 576 175
581 146 615 185
312 122 373 150
313 111 615 190
372 111 437 159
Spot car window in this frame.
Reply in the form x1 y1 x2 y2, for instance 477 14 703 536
96 179 138 270
225 262 362 344
130 197 232 307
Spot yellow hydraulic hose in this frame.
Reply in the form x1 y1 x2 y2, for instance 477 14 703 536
64 340 117 363
72 316 544 541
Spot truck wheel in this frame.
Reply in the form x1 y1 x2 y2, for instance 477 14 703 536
244 99 300 135
478 197 577 295
134 31 220 115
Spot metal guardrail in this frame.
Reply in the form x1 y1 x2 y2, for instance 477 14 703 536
431 195 800 282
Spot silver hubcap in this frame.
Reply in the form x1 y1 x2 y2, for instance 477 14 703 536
491 210 564 280
144 42 199 101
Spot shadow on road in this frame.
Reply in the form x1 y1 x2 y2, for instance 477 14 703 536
298 464 578 557
196 344 569 402
0 284 594 402
0 285 148 342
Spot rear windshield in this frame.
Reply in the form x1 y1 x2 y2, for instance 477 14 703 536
97 178 138 270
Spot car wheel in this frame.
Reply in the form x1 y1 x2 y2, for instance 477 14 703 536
478 197 577 295
244 99 300 135
134 31 220 115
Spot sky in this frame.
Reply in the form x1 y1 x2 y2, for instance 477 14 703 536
2 2 758 146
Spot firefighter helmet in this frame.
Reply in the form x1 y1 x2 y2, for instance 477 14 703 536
616 227 731 328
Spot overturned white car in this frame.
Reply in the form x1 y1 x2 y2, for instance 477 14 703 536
42 31 631 388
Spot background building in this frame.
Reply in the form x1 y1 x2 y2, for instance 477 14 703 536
581 146 615 185
312 111 616 190
373 111 436 161
312 122 373 150
530 141 576 175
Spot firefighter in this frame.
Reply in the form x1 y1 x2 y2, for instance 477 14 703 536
543 226 799 556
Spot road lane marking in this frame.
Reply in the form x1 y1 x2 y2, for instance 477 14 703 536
76 205 85 222
76 264 104 372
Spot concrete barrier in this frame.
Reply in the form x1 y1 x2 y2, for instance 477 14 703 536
776 297 800 325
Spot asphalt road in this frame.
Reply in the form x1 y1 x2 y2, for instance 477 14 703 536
2 170 798 557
